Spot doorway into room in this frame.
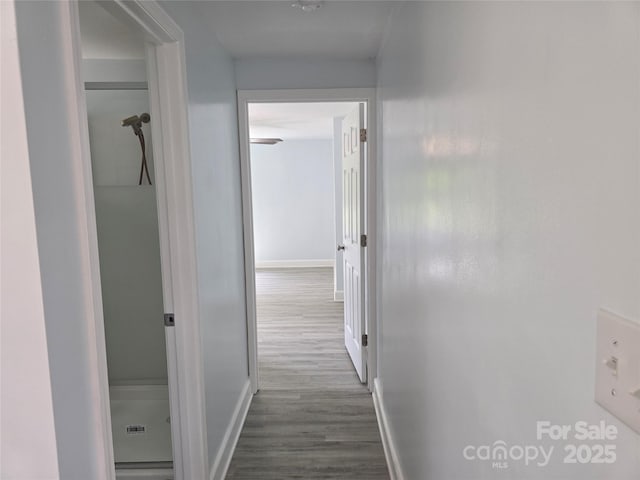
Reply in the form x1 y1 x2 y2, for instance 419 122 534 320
227 90 385 479
78 2 174 477
73 1 208 478
237 89 378 394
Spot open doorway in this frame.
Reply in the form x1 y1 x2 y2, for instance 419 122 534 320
85 85 173 469
73 2 208 479
248 101 359 386
78 2 173 477
229 90 384 479
237 89 378 395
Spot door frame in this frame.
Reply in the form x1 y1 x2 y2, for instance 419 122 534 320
237 88 378 394
69 1 208 478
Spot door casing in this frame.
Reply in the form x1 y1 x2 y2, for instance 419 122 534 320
236 88 378 394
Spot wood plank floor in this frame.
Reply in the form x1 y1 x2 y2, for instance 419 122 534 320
225 267 389 480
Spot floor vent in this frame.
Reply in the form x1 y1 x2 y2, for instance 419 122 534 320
126 424 146 435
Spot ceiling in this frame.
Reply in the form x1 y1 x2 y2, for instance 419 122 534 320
78 1 379 139
79 1 393 60
194 1 394 59
249 102 358 140
78 1 145 59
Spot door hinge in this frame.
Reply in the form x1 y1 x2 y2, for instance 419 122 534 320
360 234 367 247
360 128 367 143
362 334 368 347
164 313 175 327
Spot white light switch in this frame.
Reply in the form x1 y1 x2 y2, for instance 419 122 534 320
595 309 640 434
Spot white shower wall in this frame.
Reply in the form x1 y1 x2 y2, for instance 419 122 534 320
93 186 166 383
87 90 155 187
86 90 167 384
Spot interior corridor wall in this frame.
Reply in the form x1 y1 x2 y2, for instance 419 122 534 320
11 0 249 476
1 0 60 477
13 1 113 477
376 2 640 479
160 2 250 472
250 139 335 265
235 58 376 90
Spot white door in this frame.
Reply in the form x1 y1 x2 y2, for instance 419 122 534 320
340 104 366 383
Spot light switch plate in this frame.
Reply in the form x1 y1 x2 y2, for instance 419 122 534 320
595 309 640 434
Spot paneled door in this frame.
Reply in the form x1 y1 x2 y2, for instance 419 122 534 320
340 104 366 383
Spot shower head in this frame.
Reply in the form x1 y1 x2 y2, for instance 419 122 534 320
122 113 153 185
122 113 151 134
122 115 140 128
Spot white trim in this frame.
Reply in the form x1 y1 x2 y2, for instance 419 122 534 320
238 88 378 394
67 3 117 478
148 37 209 480
208 380 253 480
238 88 375 103
144 41 184 479
71 1 208 479
373 379 404 480
364 91 378 394
255 259 334 269
115 468 173 479
237 95 259 394
334 290 344 302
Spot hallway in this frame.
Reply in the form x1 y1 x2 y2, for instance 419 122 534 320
225 268 388 479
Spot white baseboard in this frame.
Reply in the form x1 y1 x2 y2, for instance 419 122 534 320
209 379 253 480
255 259 334 269
334 290 344 301
373 378 404 480
115 468 172 479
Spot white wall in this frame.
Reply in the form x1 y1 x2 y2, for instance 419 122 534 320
13 1 112 477
10 0 250 476
82 58 146 83
86 90 155 185
235 58 376 90
93 187 166 384
1 1 60 477
159 2 250 473
86 89 167 384
376 2 640 479
250 139 335 266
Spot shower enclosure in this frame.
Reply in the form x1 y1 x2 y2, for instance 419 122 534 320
85 84 173 479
